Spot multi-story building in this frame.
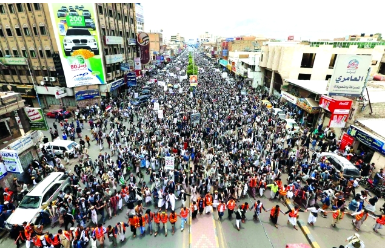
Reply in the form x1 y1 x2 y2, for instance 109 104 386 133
228 36 269 52
135 3 144 32
149 31 163 59
199 32 215 43
169 33 184 55
0 3 137 109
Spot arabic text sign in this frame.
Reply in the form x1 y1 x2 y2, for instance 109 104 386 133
328 55 372 97
24 107 49 130
348 125 385 155
164 156 174 170
75 89 100 101
0 150 23 174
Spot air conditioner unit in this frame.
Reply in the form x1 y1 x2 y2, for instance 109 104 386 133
43 77 49 81
49 77 56 82
107 73 112 78
116 70 120 74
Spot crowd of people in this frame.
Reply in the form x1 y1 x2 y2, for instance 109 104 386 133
1 49 384 248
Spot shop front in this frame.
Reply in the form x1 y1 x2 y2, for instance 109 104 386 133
318 95 352 131
74 87 101 108
108 78 126 98
347 125 385 171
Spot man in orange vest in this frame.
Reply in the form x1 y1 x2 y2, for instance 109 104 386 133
284 205 306 230
227 198 236 220
278 184 287 205
179 206 190 231
145 209 154 236
351 209 372 231
331 206 348 228
372 214 385 233
205 192 213 214
153 210 161 237
240 202 249 222
169 210 178 234
93 224 106 247
249 175 258 199
217 200 226 221
106 225 117 247
23 222 34 248
138 213 147 236
128 215 139 238
160 212 169 237
58 229 71 248
50 232 61 248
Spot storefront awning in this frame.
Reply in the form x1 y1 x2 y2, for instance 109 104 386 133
348 125 385 155
296 98 320 114
357 119 386 139
286 79 328 95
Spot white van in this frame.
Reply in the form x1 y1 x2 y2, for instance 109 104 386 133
4 172 71 229
42 140 80 158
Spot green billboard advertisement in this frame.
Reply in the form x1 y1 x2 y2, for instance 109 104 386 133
49 4 105 87
24 107 49 130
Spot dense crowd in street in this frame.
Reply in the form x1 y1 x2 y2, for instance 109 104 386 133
1 49 384 248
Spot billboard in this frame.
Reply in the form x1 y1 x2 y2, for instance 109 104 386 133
190 75 198 87
328 55 372 97
137 32 150 65
75 89 100 101
0 150 24 174
24 107 49 130
126 72 137 86
348 125 385 155
49 3 105 88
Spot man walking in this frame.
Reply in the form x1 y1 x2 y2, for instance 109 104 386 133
227 198 236 220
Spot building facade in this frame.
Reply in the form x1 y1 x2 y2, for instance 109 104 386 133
0 3 137 109
135 3 144 32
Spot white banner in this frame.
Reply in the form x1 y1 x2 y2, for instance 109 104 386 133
179 88 183 93
169 89 174 94
0 162 7 180
281 91 298 104
164 85 167 91
154 102 159 110
134 93 138 98
165 156 174 170
328 54 372 97
0 150 23 174
158 110 163 119
158 81 165 87
55 88 67 99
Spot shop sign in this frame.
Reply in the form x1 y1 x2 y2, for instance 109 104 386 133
0 162 7 180
0 150 23 174
110 79 125 92
348 125 385 155
75 89 100 101
340 133 355 150
328 54 372 97
104 36 123 45
0 57 27 65
134 57 141 70
281 91 298 104
6 130 43 154
120 63 130 71
126 72 137 87
55 88 67 99
296 98 320 114
329 109 350 128
319 95 352 112
24 107 49 130
222 49 228 56
105 54 124 64
128 38 137 45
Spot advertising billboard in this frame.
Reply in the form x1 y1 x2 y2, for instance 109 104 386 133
0 150 24 174
49 3 105 88
137 32 150 65
328 55 372 97
348 125 385 155
24 107 49 130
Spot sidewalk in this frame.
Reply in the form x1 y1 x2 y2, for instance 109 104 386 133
190 209 219 248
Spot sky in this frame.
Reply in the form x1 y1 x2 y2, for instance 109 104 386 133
141 0 385 42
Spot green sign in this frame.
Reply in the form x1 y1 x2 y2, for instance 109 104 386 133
24 107 49 131
0 57 27 65
49 3 105 87
66 15 85 27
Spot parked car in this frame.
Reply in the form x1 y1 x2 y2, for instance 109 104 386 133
46 109 72 118
4 172 71 230
57 9 67 18
285 119 300 134
320 152 361 178
42 140 80 158
142 86 151 90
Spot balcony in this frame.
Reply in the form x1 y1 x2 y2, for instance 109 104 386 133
0 92 25 115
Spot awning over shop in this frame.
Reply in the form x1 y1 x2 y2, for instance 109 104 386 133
239 58 251 65
286 80 328 95
357 119 386 139
219 59 228 67
348 125 385 155
296 98 320 114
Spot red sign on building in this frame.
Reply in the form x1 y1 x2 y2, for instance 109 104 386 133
319 95 353 128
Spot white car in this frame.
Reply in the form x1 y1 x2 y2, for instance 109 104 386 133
320 152 361 178
285 119 300 134
272 108 286 119
63 28 99 56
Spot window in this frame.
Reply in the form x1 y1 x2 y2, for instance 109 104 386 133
6 28 12 36
16 3 23 12
10 69 17 75
298 73 311 80
26 3 32 12
111 30 115 36
119 31 123 37
33 3 40 11
3 69 10 75
261 54 263 62
325 75 332 80
0 28 4 37
12 49 19 56
15 27 22 36
0 5 5 14
45 50 52 58
33 26 38 35
117 13 121 20
114 48 117 54
101 28 106 36
124 15 128 22
22 49 28 57
329 54 337 69
108 9 113 17
104 48 108 55
5 49 10 55
39 50 44 58
0 50 3 57
23 27 30 36
39 26 46 35
8 4 15 14
300 53 316 68
98 5 103 14
30 49 36 58
43 184 61 203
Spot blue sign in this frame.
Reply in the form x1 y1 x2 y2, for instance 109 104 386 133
222 49 228 56
219 59 228 67
128 38 137 45
160 56 164 61
110 79 125 92
120 63 129 71
127 72 137 87
347 125 385 155
226 38 234 42
75 89 100 101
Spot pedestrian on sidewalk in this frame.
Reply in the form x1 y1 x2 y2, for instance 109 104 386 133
234 206 243 231
128 215 139 238
240 202 249 222
227 198 236 220
269 205 285 228
217 200 226 221
351 209 374 231
115 222 129 242
153 210 161 237
198 197 205 215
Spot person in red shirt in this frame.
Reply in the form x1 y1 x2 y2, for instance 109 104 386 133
227 198 236 220
179 207 190 231
169 210 178 234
